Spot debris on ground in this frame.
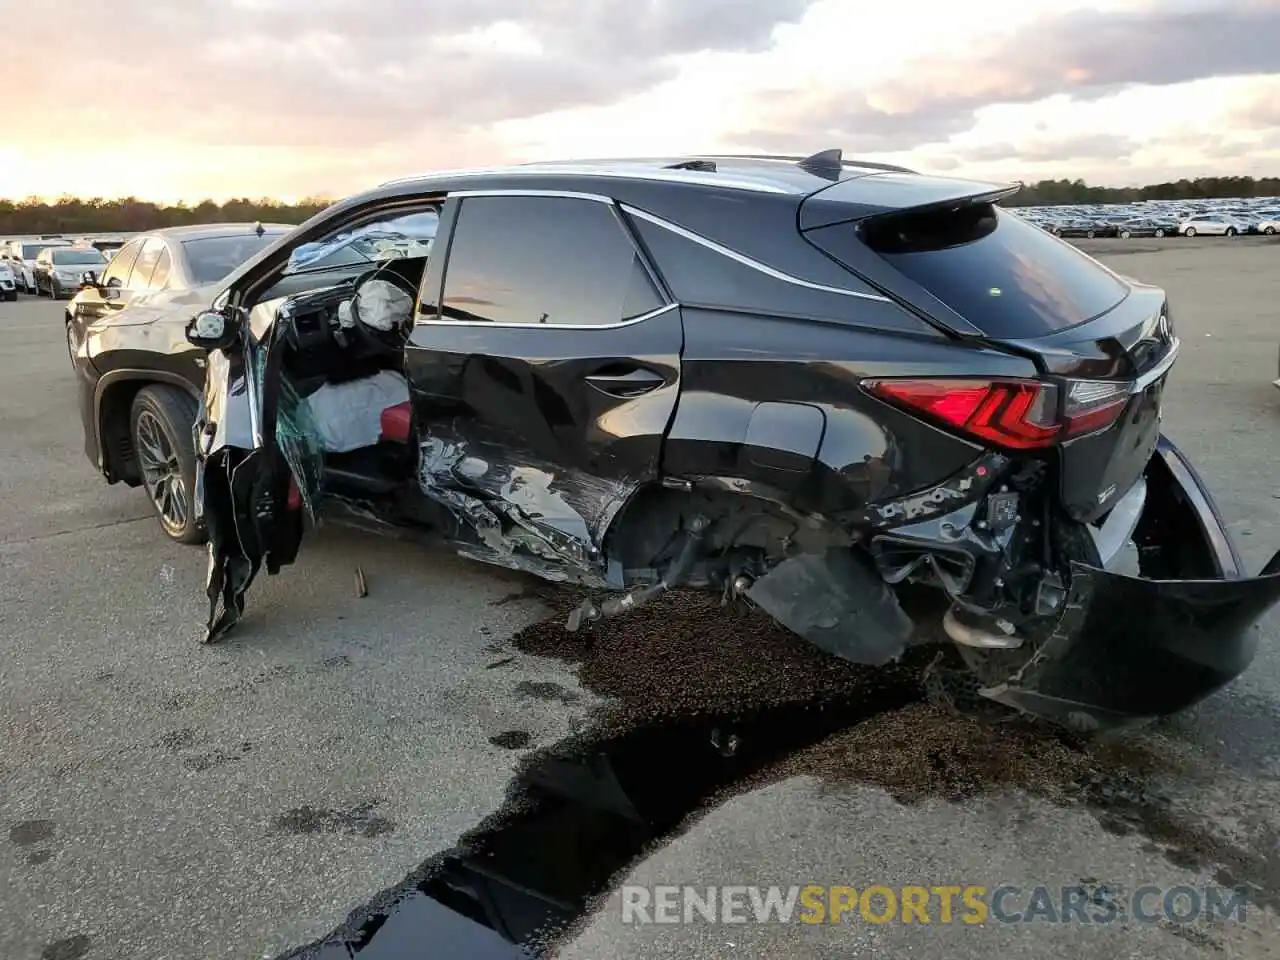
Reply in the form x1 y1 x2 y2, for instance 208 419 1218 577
510 587 920 731
354 565 368 598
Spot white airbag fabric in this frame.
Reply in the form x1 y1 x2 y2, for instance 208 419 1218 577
355 278 414 332
305 370 409 453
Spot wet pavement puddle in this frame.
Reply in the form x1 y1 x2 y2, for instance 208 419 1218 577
277 589 1280 958
282 687 922 957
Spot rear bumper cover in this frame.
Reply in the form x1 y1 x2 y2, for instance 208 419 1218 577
981 435 1280 730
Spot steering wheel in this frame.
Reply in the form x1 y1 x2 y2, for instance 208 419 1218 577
344 265 419 354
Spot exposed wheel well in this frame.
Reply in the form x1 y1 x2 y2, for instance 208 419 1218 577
603 483 850 585
98 377 200 486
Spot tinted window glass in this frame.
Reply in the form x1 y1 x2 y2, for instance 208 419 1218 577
182 234 282 285
440 197 662 325
862 205 1128 337
149 246 172 288
102 239 143 285
52 248 106 265
21 244 59 259
129 238 165 289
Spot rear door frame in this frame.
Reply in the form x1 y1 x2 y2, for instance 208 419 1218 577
405 188 683 584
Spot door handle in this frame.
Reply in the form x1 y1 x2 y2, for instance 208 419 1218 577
584 367 666 398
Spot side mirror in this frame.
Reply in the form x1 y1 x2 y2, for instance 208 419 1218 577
186 307 242 351
80 270 98 289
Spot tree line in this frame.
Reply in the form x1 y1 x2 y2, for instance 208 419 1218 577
3 174 1280 233
1001 175 1280 207
0 197 331 235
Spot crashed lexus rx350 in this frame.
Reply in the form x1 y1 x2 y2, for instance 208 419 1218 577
177 150 1280 731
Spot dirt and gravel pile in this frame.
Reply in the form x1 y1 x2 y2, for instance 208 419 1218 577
756 700 1183 803
508 585 926 729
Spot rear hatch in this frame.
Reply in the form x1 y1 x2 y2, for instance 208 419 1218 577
800 175 1177 523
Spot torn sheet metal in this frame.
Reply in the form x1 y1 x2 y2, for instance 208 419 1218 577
417 433 634 586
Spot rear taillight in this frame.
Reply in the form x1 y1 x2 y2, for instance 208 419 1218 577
1062 379 1130 437
863 377 1130 450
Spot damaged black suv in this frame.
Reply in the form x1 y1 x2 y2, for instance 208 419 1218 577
102 149 1280 731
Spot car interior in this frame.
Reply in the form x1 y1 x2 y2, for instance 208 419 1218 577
244 205 441 514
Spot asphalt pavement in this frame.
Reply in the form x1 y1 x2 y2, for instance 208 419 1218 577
2 236 1279 959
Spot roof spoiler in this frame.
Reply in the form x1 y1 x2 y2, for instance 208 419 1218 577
799 177 1024 231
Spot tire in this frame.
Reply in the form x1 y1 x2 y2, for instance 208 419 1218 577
1086 230 1095 238
50 278 61 299
65 317 77 365
129 386 205 545
1265 226 1276 235
1184 227 1196 237
4 290 15 302
1155 228 1165 237
1119 229 1131 239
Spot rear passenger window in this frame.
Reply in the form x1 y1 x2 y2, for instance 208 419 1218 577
149 246 172 289
102 239 143 286
439 196 663 325
129 238 166 289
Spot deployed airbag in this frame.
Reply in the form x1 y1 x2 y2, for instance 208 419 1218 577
354 278 415 333
306 370 410 453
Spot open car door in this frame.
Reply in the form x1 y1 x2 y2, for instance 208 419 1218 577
187 304 311 642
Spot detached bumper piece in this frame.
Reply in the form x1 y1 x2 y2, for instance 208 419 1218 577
982 562 1280 730
983 436 1280 730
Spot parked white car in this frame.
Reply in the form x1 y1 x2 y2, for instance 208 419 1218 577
1178 214 1246 237
6 238 72 293
1255 215 1280 236
0 258 17 300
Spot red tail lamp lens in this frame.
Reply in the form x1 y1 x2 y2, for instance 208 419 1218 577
864 378 1062 450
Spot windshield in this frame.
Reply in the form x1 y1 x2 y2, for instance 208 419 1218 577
182 233 287 285
21 244 60 259
286 211 438 274
52 249 106 265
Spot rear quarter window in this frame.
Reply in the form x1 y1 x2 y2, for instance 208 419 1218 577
862 205 1129 338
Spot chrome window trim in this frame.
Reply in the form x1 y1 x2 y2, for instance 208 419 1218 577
448 188 611 203
415 301 678 332
620 205 891 303
438 188 890 306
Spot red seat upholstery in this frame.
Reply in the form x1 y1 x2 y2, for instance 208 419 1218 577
380 401 412 443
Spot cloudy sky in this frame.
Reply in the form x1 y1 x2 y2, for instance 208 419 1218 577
3 0 1278 202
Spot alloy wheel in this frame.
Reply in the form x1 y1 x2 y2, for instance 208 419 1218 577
135 409 189 537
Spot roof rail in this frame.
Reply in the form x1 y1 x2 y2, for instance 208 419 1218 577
708 152 918 175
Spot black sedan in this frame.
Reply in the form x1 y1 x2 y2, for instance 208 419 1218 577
77 152 1280 733
1049 219 1115 238
1114 217 1178 239
68 222 291 542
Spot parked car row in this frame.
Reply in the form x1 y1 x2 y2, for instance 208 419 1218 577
1018 198 1280 239
0 232 136 297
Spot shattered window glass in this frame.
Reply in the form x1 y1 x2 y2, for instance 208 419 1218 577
286 209 440 275
250 347 325 520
